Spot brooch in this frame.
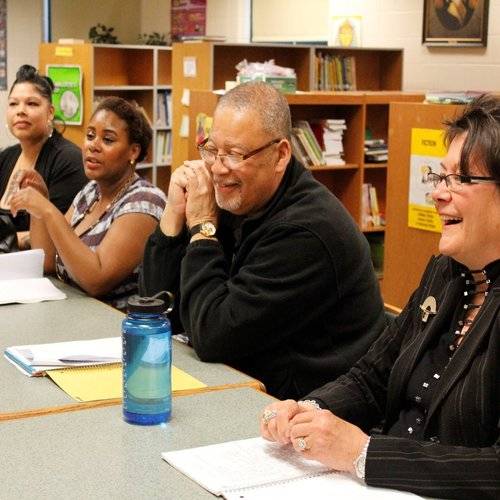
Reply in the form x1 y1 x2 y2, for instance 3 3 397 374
420 296 437 323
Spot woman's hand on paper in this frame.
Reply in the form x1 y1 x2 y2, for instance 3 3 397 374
288 410 369 474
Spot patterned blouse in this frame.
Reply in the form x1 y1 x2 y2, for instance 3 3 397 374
56 174 166 310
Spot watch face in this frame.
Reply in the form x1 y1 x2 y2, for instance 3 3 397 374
200 222 216 237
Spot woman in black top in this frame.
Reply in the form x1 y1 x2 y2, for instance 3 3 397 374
0 65 86 248
260 95 500 500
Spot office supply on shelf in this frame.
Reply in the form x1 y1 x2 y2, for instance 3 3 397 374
47 365 206 402
162 437 421 499
0 249 66 304
4 337 122 376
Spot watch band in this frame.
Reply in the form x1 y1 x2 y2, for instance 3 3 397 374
353 436 370 480
190 221 217 238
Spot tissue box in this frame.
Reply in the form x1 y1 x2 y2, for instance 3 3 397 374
238 74 297 93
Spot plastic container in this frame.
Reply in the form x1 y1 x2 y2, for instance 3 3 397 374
122 293 173 425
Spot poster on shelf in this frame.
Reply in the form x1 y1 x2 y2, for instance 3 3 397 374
46 65 83 126
328 16 362 47
408 128 445 233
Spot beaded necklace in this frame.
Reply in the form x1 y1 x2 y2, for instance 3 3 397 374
448 268 491 355
76 172 136 236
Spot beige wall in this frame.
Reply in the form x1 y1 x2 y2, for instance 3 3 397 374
0 0 43 148
140 0 170 39
251 0 500 92
51 0 141 44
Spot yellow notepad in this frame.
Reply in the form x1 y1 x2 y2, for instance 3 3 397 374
47 364 206 402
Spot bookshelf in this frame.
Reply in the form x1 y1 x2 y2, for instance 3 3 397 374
172 41 404 169
382 102 463 309
186 90 424 277
39 43 173 192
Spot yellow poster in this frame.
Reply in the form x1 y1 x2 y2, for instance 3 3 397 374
408 128 446 233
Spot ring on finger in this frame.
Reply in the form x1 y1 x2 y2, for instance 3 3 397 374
296 437 308 451
262 409 278 424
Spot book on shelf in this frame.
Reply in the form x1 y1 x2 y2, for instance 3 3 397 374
156 90 172 128
162 436 421 499
315 53 357 91
4 337 122 377
366 232 385 276
361 183 384 228
364 138 388 163
156 131 172 165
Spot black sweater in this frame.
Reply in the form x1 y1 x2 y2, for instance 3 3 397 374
140 157 385 399
307 256 500 499
0 130 86 231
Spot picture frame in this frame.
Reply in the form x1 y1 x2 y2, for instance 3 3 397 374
422 0 489 47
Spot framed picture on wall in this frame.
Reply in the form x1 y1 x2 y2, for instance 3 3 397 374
422 0 489 47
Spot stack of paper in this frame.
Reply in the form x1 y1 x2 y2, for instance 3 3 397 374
0 249 66 304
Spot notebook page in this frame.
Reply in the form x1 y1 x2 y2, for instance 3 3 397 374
162 437 330 496
224 473 423 500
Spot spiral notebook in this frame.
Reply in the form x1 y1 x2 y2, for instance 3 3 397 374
162 437 421 499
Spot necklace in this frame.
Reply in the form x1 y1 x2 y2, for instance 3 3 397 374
76 173 136 235
448 268 491 355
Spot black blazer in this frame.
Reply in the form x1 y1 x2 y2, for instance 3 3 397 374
307 255 500 500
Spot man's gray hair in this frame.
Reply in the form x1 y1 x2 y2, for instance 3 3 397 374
216 81 292 140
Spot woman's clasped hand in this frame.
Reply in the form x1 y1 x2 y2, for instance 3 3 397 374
260 400 369 474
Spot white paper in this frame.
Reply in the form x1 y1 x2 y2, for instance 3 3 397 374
163 437 330 495
183 56 197 77
225 474 421 500
5 337 121 376
181 88 190 106
0 249 44 279
163 437 423 499
0 277 66 304
179 114 189 138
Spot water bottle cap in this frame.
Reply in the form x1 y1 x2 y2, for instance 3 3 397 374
127 295 167 314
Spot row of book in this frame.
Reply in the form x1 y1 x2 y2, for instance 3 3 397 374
364 138 388 163
314 53 357 91
291 119 346 167
156 131 172 165
361 183 384 228
156 90 172 128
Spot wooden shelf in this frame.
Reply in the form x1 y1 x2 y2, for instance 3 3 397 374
362 226 386 233
364 162 387 169
39 43 172 192
309 163 359 171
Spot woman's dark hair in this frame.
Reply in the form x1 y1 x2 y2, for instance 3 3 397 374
9 64 54 102
444 94 500 183
92 97 152 163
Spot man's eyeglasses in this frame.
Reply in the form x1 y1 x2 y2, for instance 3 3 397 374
198 138 281 169
423 169 500 192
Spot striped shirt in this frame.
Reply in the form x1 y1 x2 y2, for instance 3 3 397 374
56 174 166 310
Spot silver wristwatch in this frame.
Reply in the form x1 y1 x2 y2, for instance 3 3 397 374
353 437 370 480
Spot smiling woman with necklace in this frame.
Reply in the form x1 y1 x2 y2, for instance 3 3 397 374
259 95 500 499
10 97 166 310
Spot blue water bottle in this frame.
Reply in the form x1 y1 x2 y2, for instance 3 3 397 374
122 292 173 425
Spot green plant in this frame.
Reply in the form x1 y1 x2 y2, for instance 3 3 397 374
138 32 170 46
88 23 120 44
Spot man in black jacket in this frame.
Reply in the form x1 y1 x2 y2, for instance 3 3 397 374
140 82 385 399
